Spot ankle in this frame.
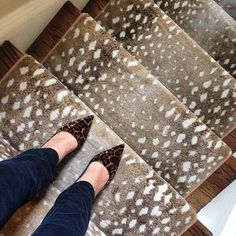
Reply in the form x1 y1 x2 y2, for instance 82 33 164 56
42 131 78 163
77 162 109 196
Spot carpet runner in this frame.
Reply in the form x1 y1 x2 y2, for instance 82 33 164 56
43 13 231 197
215 0 236 19
153 0 236 78
95 0 236 138
0 134 18 161
0 55 196 235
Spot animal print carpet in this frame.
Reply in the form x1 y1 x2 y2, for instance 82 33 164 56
96 0 236 137
43 13 231 196
154 0 236 77
0 56 196 235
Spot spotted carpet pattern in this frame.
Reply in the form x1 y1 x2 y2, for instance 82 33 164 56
0 134 18 161
153 0 236 78
43 14 231 196
0 56 196 235
215 0 236 19
96 0 236 138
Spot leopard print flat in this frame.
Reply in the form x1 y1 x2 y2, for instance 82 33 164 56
56 115 94 149
90 144 125 183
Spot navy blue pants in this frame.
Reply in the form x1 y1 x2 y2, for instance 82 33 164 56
0 148 94 236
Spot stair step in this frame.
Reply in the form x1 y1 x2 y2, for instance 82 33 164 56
40 13 231 196
153 0 236 78
210 0 236 20
0 55 196 235
0 133 18 160
95 0 236 138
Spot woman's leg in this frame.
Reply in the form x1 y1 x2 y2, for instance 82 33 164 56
0 131 77 228
32 162 109 236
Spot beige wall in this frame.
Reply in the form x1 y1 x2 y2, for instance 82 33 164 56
0 0 31 18
0 0 89 51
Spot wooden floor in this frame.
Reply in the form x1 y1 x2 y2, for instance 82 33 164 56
183 220 212 236
0 41 22 79
1 1 236 235
26 2 81 62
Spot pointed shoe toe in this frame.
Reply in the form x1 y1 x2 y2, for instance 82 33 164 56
91 144 125 183
58 115 94 149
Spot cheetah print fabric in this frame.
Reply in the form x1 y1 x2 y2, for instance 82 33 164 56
57 115 94 149
90 144 124 182
0 56 196 235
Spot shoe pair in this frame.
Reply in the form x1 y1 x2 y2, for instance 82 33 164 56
55 115 124 184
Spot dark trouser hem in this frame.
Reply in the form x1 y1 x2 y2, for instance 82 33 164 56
0 148 59 228
32 181 95 236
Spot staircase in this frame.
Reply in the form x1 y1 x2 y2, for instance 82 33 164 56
0 0 235 235
154 0 236 78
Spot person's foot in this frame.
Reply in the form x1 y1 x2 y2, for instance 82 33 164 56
42 115 94 163
78 161 109 196
77 144 125 196
42 131 78 163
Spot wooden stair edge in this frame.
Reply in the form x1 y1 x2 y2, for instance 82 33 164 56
83 0 109 18
223 128 236 153
26 1 81 63
0 41 24 79
182 220 213 236
187 156 236 212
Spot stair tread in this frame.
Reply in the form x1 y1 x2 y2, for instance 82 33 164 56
0 133 18 160
154 0 236 78
0 55 196 235
96 0 236 138
42 13 231 197
215 0 236 19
